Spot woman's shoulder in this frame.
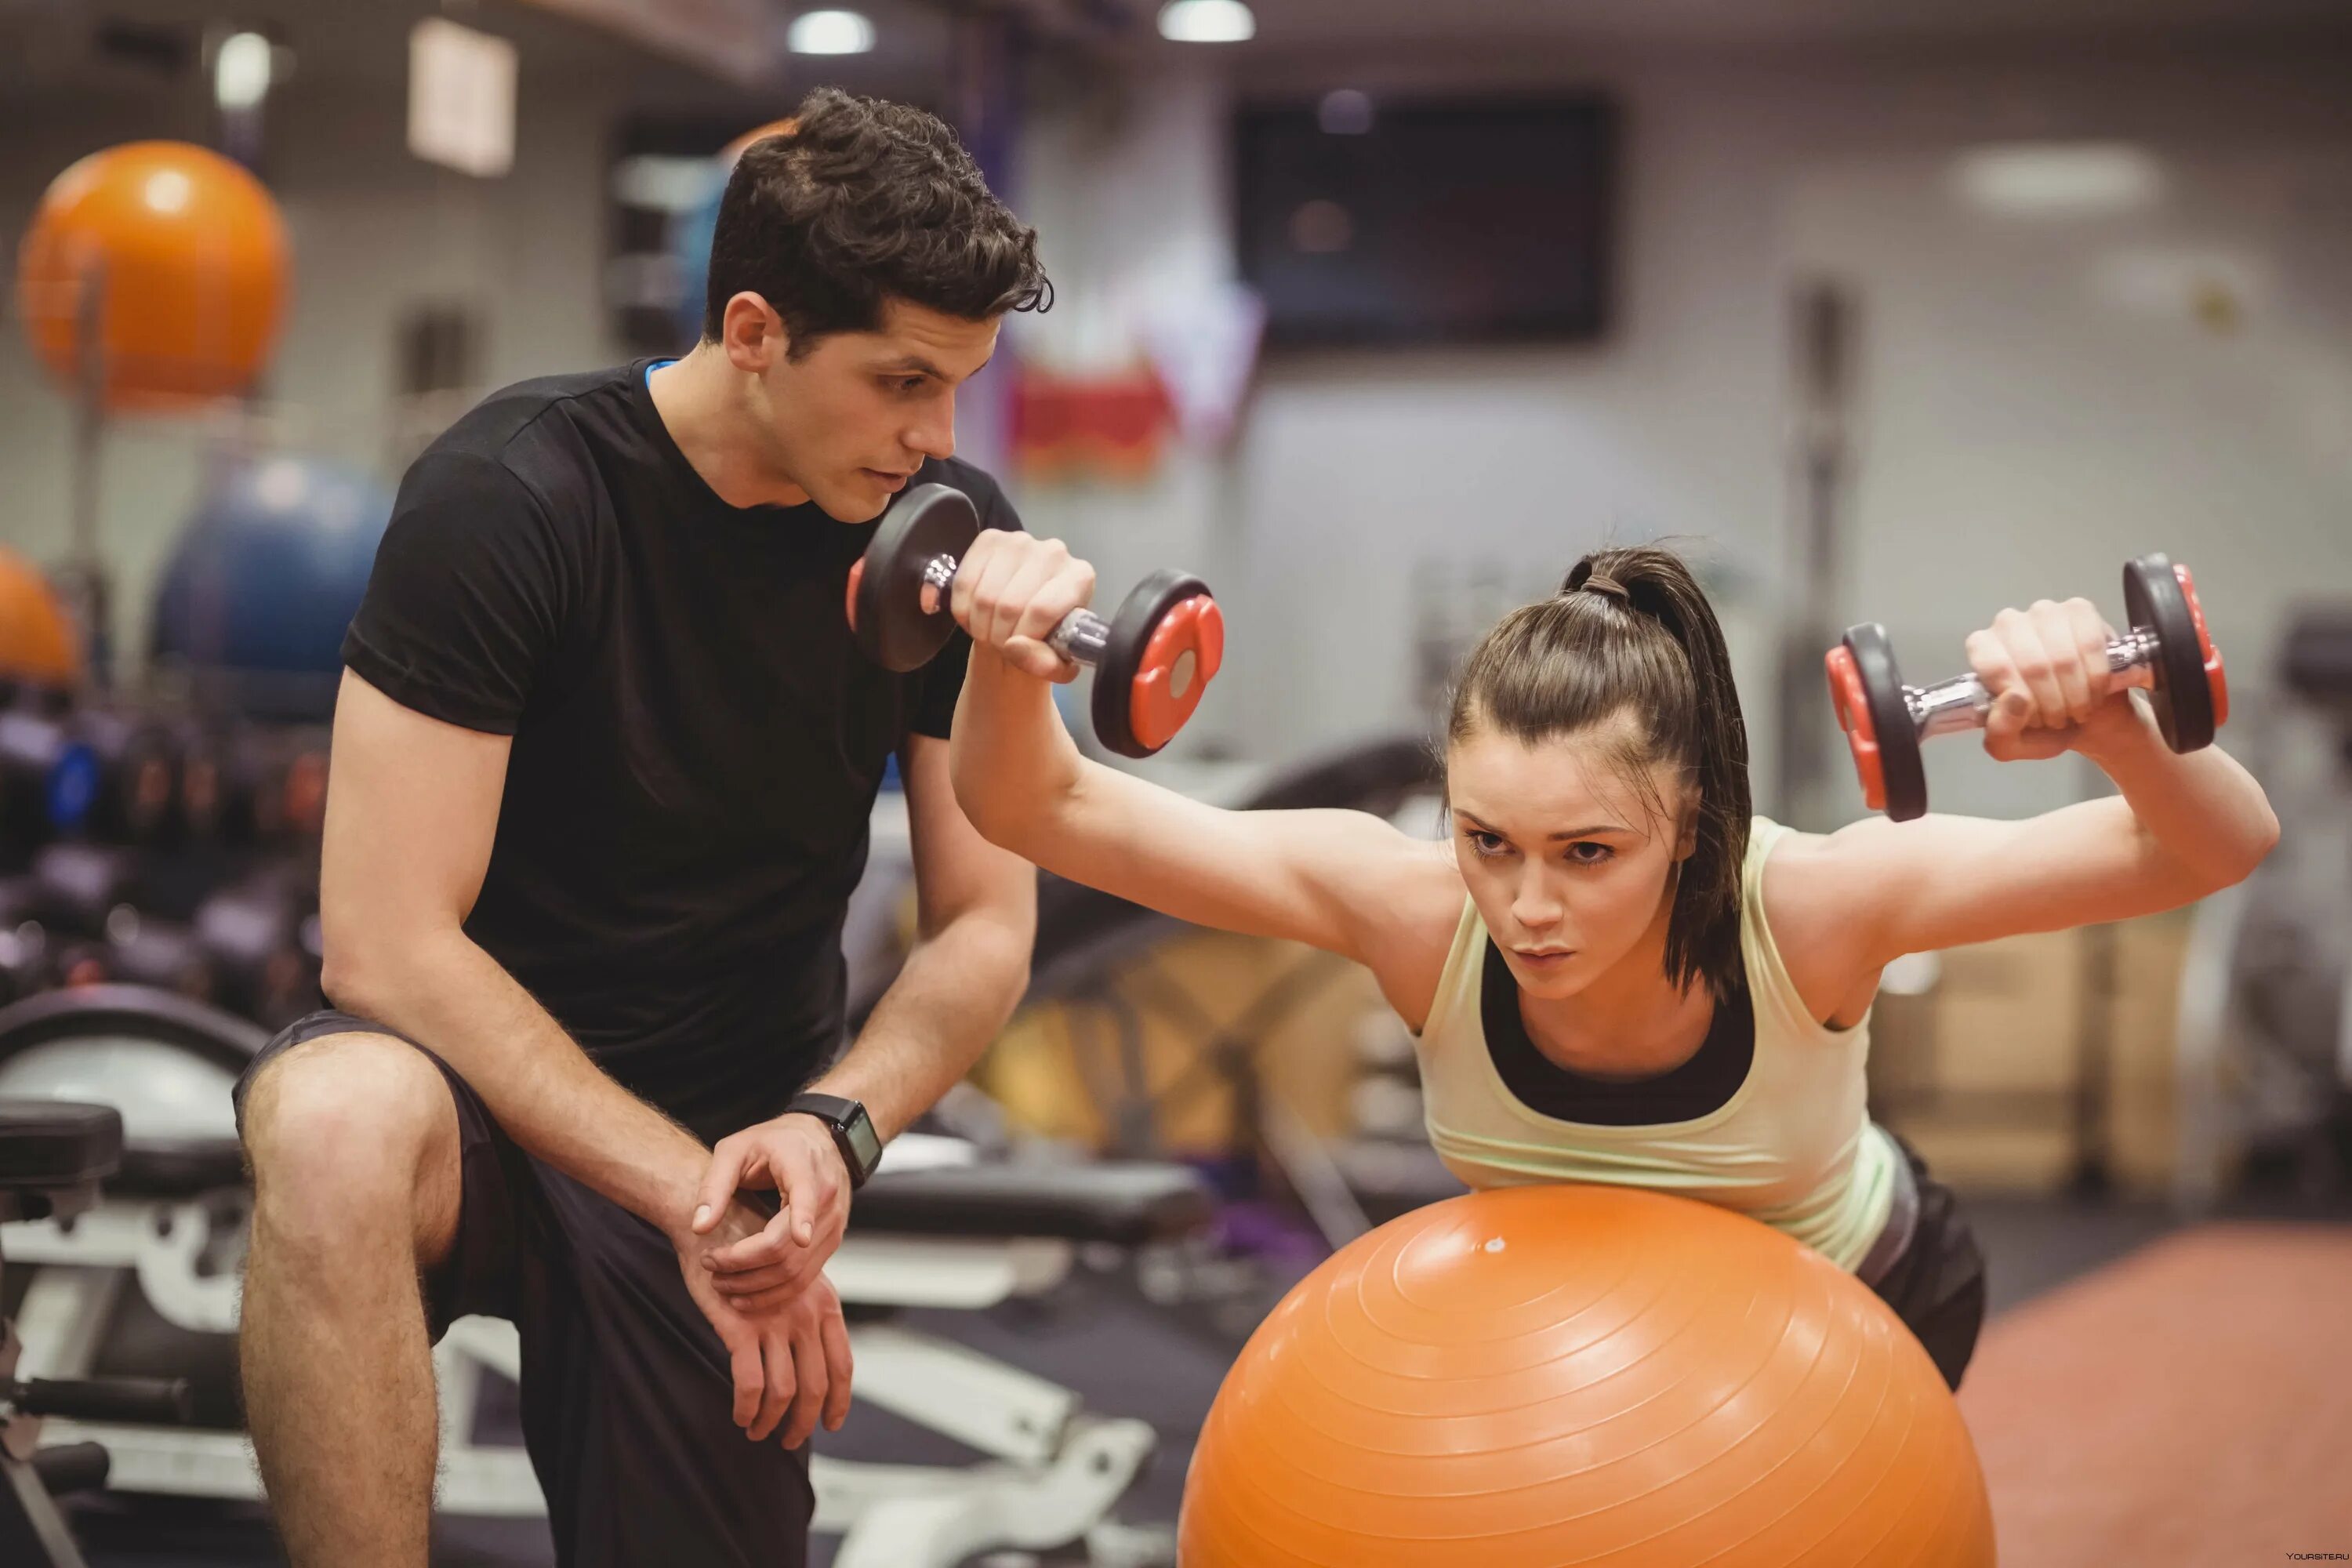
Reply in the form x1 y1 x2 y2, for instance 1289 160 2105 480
1364 839 1473 1034
1749 815 1849 938
1748 815 1882 1026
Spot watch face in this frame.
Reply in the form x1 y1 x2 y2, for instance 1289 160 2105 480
844 1112 884 1174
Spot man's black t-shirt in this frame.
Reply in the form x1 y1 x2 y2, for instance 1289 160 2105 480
341 360 1016 1144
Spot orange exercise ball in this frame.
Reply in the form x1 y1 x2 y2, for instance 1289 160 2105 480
1181 1185 1994 1568
0 548 82 687
14 140 289 410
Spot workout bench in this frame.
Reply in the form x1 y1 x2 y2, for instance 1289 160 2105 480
0 986 1208 1568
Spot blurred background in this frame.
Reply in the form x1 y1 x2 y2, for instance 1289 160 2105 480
2 1 2350 1564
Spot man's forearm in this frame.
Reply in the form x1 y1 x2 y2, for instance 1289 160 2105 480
807 906 1032 1143
328 927 708 1236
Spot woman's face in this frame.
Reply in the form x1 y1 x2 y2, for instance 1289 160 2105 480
1446 716 1694 1002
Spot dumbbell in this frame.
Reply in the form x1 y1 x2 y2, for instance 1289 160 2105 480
844 484 1225 760
178 724 328 845
0 678 71 719
0 877 60 1003
27 842 148 938
0 702 77 855
56 906 220 1002
0 702 180 849
176 721 263 844
1826 553 2229 822
194 872 320 1026
53 707 180 844
270 728 332 840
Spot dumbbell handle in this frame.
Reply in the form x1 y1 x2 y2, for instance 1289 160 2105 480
1908 626 2162 740
918 553 1112 668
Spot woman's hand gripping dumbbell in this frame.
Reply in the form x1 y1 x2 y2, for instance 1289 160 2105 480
1826 552 2230 821
845 484 1224 759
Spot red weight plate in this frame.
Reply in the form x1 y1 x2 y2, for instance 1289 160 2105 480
1824 644 1886 811
1126 597 1225 755
2173 562 2230 731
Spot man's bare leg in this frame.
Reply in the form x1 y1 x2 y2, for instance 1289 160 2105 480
238 1033 464 1567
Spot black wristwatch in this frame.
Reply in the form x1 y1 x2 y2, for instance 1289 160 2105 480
786 1093 883 1189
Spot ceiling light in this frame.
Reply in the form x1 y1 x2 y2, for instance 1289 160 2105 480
214 29 272 111
787 9 876 55
1158 0 1255 44
1951 143 2164 218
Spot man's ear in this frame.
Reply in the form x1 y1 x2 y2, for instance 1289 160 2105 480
720 292 789 372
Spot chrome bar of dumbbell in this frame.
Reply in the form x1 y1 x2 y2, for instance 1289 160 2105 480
1907 626 2164 741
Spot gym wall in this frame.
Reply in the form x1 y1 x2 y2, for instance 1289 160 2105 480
1012 35 2352 825
0 16 693 663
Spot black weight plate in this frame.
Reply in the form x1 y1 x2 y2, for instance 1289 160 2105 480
1094 569 1212 760
2122 553 2214 753
1842 622 1928 822
852 484 981 673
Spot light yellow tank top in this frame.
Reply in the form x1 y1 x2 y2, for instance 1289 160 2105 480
1413 815 1900 1272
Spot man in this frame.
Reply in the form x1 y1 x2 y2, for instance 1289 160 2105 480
232 89 1094 1567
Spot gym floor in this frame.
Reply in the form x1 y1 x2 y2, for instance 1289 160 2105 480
59 1189 2350 1568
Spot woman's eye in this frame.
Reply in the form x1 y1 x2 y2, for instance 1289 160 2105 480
1566 841 1614 866
1466 831 1508 858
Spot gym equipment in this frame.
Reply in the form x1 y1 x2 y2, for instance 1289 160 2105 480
13 142 289 411
56 912 217 1007
667 118 798 346
1828 553 2228 821
1180 1183 1993 1567
2176 609 2352 1212
0 708 82 857
0 876 57 996
946 740 1450 1345
150 456 392 725
49 710 177 847
0 985 1209 1566
0 698 185 851
0 942 57 1010
0 553 81 691
848 485 1224 759
175 721 327 845
2 1097 195 1568
25 847 145 942
191 875 316 1027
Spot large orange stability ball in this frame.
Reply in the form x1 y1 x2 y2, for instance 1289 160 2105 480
1181 1185 1994 1568
0 548 82 687
15 141 289 409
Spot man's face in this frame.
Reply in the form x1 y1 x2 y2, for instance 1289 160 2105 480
754 299 1000 521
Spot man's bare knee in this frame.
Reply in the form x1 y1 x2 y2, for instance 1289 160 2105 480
243 1032 461 1265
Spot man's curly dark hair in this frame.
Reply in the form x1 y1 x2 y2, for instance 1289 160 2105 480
702 88 1051 354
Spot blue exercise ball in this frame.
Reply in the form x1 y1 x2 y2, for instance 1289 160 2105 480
669 118 797 347
149 454 393 723
670 165 728 347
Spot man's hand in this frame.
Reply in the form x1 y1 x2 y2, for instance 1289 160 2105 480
673 1207 853 1446
687 1114 852 1306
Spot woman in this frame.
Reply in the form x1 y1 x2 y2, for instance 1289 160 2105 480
941 538 2279 1387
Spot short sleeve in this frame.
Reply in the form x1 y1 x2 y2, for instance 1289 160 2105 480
907 474 1024 741
340 452 576 735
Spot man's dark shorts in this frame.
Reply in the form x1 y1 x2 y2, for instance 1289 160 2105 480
234 1009 813 1568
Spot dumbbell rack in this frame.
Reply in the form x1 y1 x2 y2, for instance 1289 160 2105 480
0 683 327 1036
